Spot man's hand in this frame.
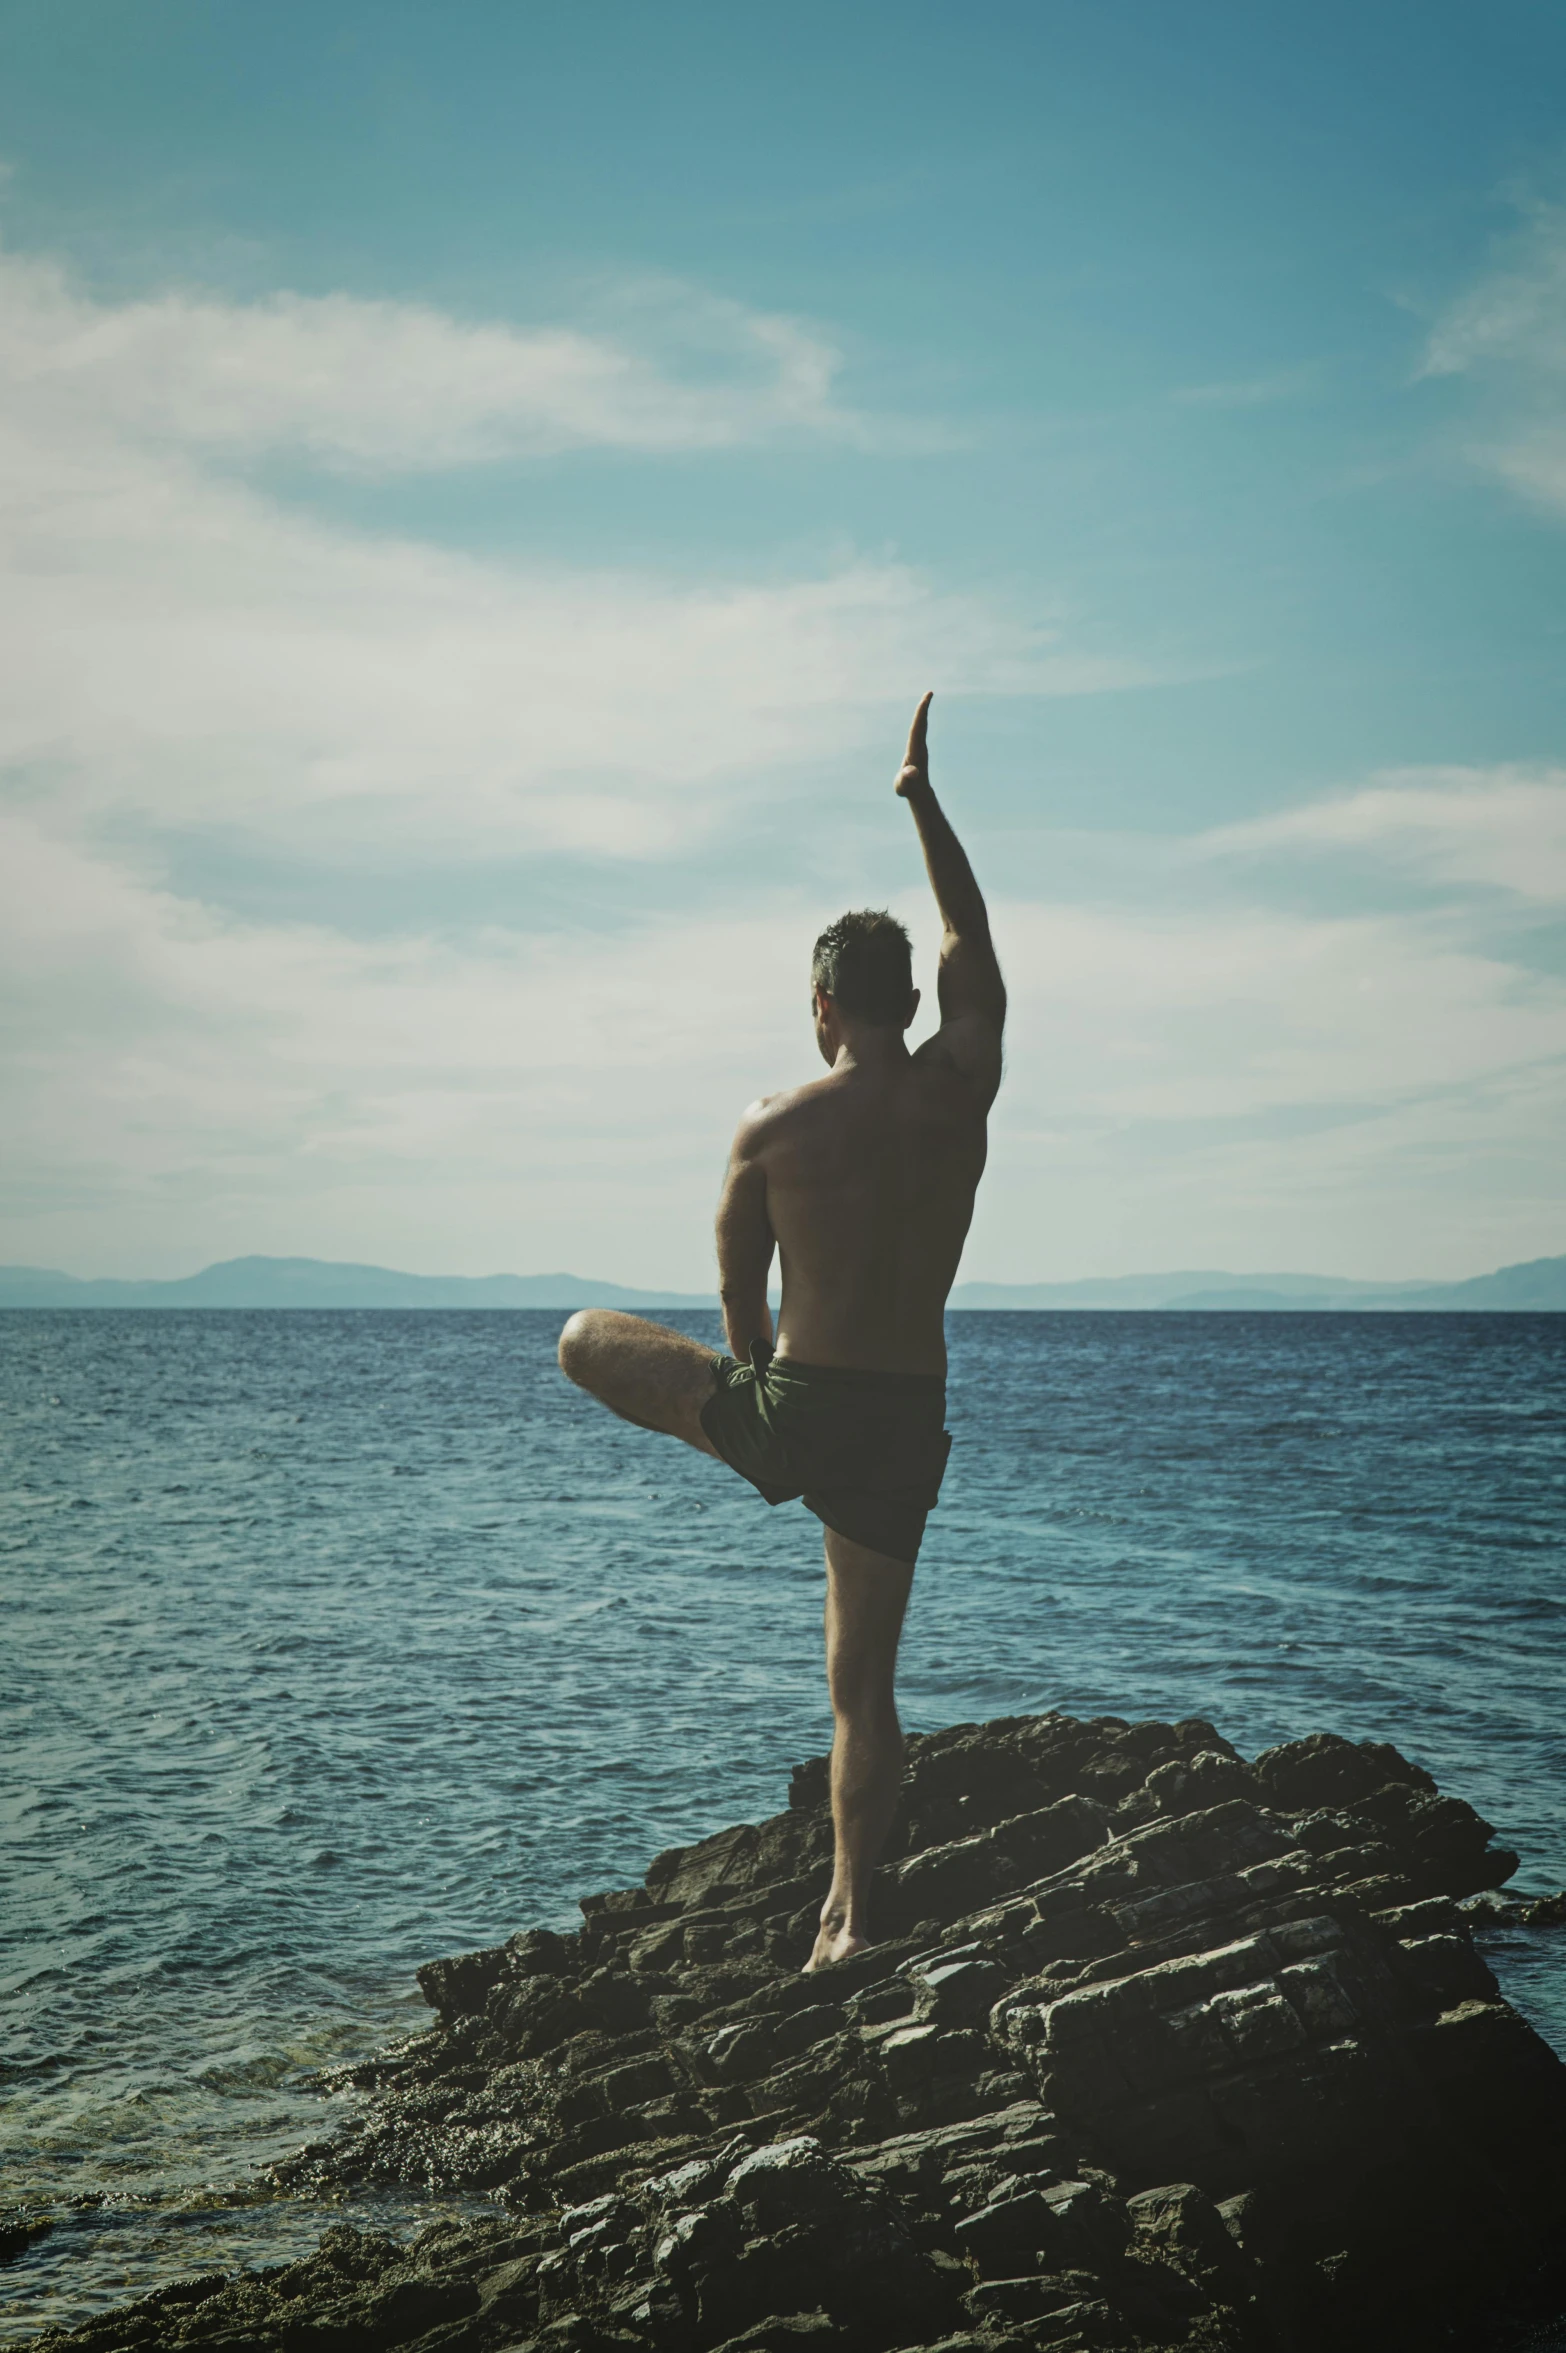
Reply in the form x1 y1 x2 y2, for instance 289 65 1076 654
894 691 934 798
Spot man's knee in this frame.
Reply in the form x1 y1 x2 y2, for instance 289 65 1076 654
558 1308 612 1387
830 1655 901 1722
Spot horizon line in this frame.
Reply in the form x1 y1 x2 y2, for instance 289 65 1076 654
3 1248 1563 1300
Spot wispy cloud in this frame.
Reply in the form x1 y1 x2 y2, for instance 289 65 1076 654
0 244 1153 867
974 848 1566 1280
0 806 827 1271
997 893 1565 1126
1421 201 1566 518
0 238 1181 1275
0 250 898 467
1201 766 1566 903
1423 204 1566 382
969 768 1566 1278
5 770 1563 1284
1170 367 1318 409
4 241 1557 1284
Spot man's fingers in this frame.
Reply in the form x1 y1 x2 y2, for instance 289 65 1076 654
894 691 934 794
904 690 933 768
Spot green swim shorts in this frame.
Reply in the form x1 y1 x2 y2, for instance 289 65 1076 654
700 1351 952 1565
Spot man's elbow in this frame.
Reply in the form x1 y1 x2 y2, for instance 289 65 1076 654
940 911 998 968
719 1283 772 1353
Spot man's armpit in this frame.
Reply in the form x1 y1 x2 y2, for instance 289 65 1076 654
919 1015 1003 1103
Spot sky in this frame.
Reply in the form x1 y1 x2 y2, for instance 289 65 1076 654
2 0 1564 1287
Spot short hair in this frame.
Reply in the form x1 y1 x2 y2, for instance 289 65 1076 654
811 909 915 1026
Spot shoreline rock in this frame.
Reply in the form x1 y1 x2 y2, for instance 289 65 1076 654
30 1711 1566 2352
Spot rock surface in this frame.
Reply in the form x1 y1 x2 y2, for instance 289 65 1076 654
29 1711 1566 2352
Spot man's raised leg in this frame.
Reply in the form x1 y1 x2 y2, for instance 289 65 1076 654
806 1528 914 1972
557 1309 720 1455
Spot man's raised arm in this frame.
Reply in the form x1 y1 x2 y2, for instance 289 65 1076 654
896 692 1006 1102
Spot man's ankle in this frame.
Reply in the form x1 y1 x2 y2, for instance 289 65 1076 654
818 1887 854 1928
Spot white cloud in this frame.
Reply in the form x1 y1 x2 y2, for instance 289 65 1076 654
0 806 831 1275
2 482 1078 859
960 769 1566 1280
0 250 888 468
994 894 1565 1123
968 878 1566 1283
1201 767 1566 903
1170 367 1317 409
4 792 1563 1286
0 245 1145 863
1423 206 1566 384
2 243 1558 1283
1422 203 1566 517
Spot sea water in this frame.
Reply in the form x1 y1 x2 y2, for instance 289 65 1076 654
3 1309 1563 2340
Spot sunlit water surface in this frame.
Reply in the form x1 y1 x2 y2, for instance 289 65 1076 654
3 1310 1563 2340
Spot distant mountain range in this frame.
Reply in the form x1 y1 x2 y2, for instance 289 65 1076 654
2 1253 1564 1310
951 1258 1566 1310
0 1258 714 1310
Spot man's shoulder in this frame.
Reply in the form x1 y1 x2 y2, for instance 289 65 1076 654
733 1080 827 1150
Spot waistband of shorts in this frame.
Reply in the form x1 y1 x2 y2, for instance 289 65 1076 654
765 1355 945 1395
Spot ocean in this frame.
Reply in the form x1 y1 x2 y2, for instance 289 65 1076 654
3 1308 1563 2342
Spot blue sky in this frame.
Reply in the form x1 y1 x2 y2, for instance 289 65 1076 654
1 0 1563 1283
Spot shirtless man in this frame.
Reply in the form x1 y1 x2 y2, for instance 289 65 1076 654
558 693 1005 1969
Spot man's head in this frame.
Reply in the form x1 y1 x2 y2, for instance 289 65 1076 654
810 909 919 1062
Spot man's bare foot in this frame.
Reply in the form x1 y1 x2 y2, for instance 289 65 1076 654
803 1913 871 1972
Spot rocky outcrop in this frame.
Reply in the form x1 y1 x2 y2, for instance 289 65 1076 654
1 2213 54 2267
31 1712 1566 2352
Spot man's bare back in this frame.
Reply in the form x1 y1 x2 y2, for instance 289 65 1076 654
723 1048 986 1376
558 692 1005 1967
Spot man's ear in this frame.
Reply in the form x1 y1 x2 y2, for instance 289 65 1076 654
904 987 921 1030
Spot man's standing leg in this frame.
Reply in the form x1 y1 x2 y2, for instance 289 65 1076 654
806 1529 914 1971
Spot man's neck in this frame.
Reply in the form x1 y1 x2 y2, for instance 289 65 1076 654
832 1025 910 1074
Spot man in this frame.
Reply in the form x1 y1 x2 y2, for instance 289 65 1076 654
558 693 1005 1969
